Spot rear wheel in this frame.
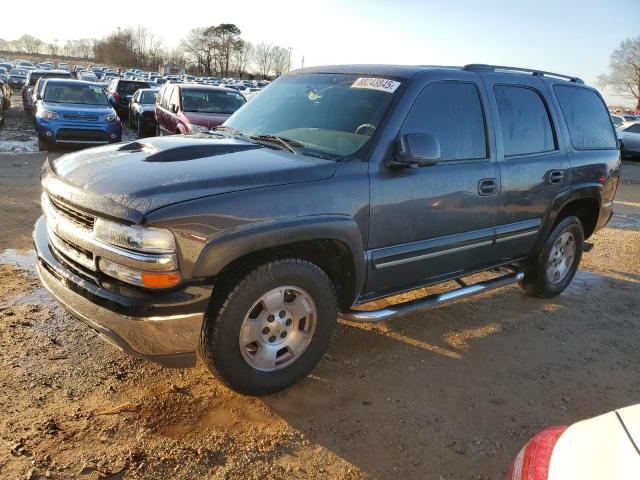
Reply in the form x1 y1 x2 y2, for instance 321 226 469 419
199 259 337 395
518 216 584 298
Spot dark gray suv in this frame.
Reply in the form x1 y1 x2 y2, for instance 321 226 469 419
34 64 620 395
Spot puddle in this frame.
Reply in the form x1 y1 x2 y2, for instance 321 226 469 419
0 249 37 274
0 138 39 153
609 213 640 229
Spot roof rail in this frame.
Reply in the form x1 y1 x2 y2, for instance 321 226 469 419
463 64 584 84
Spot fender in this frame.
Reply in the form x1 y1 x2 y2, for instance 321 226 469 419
192 214 367 301
534 183 602 252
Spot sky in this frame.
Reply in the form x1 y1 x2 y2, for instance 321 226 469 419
6 0 640 106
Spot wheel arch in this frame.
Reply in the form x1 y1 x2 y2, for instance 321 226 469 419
552 186 602 239
192 216 367 309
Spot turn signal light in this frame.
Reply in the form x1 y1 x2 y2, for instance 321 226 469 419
141 271 181 288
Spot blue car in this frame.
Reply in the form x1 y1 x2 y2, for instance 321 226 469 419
34 79 122 151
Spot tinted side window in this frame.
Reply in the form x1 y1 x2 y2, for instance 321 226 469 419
494 85 555 157
401 82 487 161
554 85 617 149
169 88 179 110
160 87 172 108
624 124 640 133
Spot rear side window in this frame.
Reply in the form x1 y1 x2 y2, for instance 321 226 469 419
623 124 640 133
494 85 555 157
554 86 617 150
402 82 487 161
160 87 172 108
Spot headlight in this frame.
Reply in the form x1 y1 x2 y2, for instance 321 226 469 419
101 113 118 122
38 109 60 120
93 218 176 253
189 124 210 134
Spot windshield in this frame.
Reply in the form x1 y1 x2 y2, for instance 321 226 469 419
118 81 149 95
29 72 70 87
181 89 246 114
224 73 401 158
10 69 26 76
43 83 109 106
139 91 158 104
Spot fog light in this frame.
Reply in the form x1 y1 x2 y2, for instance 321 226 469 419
98 258 180 289
45 131 53 137
110 133 117 139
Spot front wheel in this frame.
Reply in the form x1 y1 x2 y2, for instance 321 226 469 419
199 259 337 395
38 136 53 151
518 216 584 298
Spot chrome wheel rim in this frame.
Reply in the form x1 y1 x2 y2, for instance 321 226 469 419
239 286 317 372
546 232 576 284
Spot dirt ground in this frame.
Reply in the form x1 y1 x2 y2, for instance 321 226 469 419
0 94 639 480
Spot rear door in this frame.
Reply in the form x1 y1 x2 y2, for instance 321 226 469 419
482 74 570 261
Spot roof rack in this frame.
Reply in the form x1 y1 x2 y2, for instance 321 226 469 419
463 64 584 84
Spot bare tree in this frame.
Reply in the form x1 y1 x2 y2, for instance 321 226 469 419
272 46 291 76
18 35 42 54
598 37 640 109
181 27 217 75
253 42 274 79
232 41 253 78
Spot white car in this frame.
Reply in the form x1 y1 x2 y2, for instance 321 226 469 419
508 404 640 480
616 121 640 159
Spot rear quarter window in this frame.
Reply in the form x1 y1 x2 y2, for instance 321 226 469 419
554 85 617 150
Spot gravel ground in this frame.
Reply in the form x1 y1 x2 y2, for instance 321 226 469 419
0 93 639 480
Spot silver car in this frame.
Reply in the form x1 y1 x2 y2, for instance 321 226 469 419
617 121 640 159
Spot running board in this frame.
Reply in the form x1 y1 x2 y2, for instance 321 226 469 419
339 270 524 323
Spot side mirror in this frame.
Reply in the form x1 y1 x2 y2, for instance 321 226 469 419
36 93 42 100
108 96 116 106
391 133 441 167
171 104 179 113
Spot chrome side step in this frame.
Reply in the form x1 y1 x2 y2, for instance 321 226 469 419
339 270 524 323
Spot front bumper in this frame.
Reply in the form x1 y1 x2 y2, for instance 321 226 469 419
34 216 212 368
36 118 122 145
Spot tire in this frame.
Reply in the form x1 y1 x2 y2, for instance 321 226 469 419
199 259 337 395
518 216 584 298
38 136 53 152
136 117 143 138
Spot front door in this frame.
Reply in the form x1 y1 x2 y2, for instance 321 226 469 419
366 79 499 297
481 74 570 261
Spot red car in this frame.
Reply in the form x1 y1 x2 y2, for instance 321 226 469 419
155 84 246 135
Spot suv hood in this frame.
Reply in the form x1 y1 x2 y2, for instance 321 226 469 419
41 102 114 115
182 111 230 128
43 136 338 223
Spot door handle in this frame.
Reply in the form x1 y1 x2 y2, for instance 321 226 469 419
549 170 564 185
478 178 498 196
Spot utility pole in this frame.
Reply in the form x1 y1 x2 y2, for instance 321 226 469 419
287 47 292 72
301 56 305 69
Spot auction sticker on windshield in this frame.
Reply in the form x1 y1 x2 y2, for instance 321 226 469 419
351 77 401 93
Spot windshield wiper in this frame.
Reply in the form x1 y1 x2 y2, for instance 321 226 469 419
249 134 305 154
213 125 243 136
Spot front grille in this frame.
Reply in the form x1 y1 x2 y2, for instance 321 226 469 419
56 129 108 142
142 111 155 120
49 196 95 230
63 114 98 121
49 230 95 272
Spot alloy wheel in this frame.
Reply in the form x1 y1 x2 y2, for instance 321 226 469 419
239 286 317 372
